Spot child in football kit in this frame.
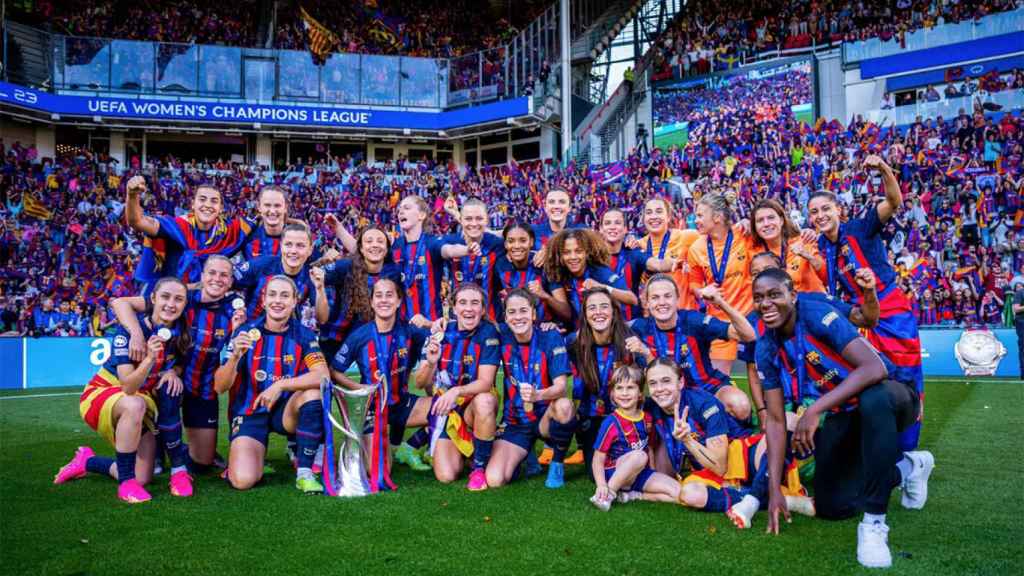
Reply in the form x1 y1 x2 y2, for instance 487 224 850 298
590 364 680 511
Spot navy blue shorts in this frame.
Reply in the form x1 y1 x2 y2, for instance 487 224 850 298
363 392 423 446
604 466 654 492
229 395 290 446
496 419 542 451
182 394 219 429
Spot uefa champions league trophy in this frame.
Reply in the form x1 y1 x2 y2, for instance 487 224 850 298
321 377 377 497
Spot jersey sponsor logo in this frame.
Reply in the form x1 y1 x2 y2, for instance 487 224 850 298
114 335 128 347
702 405 719 419
822 311 839 327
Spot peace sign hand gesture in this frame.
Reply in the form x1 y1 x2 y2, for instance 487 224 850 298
672 404 691 441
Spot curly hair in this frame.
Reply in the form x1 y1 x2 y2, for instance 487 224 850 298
343 226 391 326
544 228 611 284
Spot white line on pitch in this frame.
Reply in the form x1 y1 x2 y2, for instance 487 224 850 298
0 392 80 400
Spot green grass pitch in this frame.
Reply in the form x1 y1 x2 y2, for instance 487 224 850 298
1 377 1022 575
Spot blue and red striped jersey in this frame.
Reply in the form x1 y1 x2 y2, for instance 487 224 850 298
441 232 505 321
755 297 896 413
221 318 325 417
493 255 548 322
594 409 653 470
498 326 570 425
391 234 446 321
818 206 898 303
182 289 236 400
435 322 501 390
241 222 325 261
330 319 429 406
560 265 627 327
630 310 732 394
566 333 626 419
738 292 854 364
134 214 250 284
100 313 180 392
646 388 729 473
608 248 647 321
232 255 319 320
320 261 401 343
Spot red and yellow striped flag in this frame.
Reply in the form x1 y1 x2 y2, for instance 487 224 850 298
23 192 52 220
300 6 340 64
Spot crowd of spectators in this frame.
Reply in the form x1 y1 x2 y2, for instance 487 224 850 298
646 0 1022 80
883 69 1024 109
2 82 1022 335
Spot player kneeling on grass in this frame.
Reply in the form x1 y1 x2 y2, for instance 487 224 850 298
329 276 442 491
55 277 190 503
590 364 680 511
213 275 329 494
752 269 934 569
487 289 576 489
641 357 814 517
414 283 500 491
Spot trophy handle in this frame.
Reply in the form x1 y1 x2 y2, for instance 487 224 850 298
328 384 378 442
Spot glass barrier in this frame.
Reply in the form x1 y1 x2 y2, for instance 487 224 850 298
45 28 530 108
322 53 361 104
278 50 320 99
361 55 399 106
448 52 481 105
62 37 111 90
111 40 154 92
156 43 198 94
199 45 241 97
401 57 440 107
844 8 1024 63
865 89 1024 126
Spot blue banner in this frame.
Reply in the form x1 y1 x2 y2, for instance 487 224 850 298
886 54 1024 92
0 81 530 130
1 329 1018 390
0 339 23 389
860 31 1024 79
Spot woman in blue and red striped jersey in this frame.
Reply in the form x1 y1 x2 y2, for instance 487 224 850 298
124 175 251 287
628 273 756 431
439 198 506 322
494 221 550 322
486 289 575 489
390 196 447 328
329 276 442 491
543 229 636 328
599 207 679 321
568 286 636 475
414 283 500 491
319 226 400 361
808 154 925 451
241 185 289 260
54 277 190 503
214 275 329 494
111 255 246 473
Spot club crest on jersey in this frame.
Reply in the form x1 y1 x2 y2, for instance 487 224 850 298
806 351 822 365
398 347 408 358
215 329 225 338
463 355 475 365
283 354 294 364
679 344 689 356
254 369 268 382
840 245 851 256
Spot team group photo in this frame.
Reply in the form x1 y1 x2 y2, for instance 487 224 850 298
1 0 1022 574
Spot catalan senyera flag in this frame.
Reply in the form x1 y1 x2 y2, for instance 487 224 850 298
23 192 53 220
300 6 340 64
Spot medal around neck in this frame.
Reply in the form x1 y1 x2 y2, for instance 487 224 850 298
157 328 172 341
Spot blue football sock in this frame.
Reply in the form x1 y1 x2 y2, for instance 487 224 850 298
546 418 576 464
86 456 115 477
295 401 324 470
703 485 744 512
472 437 494 471
405 428 429 449
115 451 136 483
749 453 770 503
156 388 188 469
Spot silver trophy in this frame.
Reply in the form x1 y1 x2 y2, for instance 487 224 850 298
321 378 378 497
953 329 1006 376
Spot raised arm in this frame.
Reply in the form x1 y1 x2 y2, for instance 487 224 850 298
110 295 148 361
124 175 161 237
699 286 755 342
866 155 903 224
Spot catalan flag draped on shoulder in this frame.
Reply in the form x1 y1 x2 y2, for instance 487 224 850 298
300 6 340 65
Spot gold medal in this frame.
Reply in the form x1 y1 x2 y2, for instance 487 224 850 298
248 328 262 341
